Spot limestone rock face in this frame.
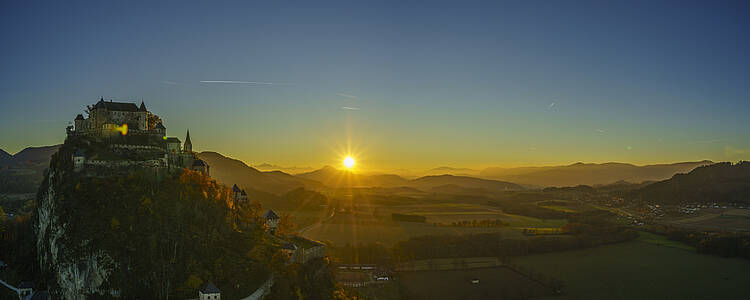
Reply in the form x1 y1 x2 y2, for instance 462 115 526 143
34 157 115 299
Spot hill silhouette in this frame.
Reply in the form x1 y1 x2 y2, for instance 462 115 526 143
0 148 11 162
196 151 323 194
0 145 60 171
0 145 61 193
424 166 479 176
634 161 750 204
480 161 713 187
253 163 314 174
411 174 523 192
296 166 524 192
295 165 410 187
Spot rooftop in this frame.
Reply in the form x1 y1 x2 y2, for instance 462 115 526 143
264 209 280 219
200 282 221 294
92 99 140 112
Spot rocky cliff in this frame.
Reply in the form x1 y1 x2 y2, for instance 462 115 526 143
34 145 116 299
33 138 272 299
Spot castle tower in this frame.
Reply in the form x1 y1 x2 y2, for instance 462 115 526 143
184 130 192 153
139 101 148 130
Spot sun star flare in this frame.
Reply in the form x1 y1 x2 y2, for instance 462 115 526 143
343 156 355 169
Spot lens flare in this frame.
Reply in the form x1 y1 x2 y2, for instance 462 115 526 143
115 123 128 135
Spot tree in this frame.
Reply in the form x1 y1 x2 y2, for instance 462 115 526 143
147 114 163 130
277 213 296 237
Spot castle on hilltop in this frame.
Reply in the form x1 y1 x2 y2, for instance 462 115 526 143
67 98 209 175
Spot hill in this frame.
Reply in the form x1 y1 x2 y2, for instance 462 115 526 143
411 174 524 192
196 151 323 195
297 166 524 192
424 166 480 176
295 165 411 188
0 148 11 162
634 161 750 204
0 145 61 193
0 145 60 170
253 163 314 174
479 161 713 187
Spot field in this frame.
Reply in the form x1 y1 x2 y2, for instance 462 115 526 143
667 208 750 232
398 266 554 300
396 257 502 271
302 212 523 246
512 232 750 299
300 201 571 246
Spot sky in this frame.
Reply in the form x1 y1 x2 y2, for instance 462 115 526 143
1 1 749 171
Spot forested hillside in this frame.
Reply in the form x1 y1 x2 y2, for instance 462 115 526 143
635 162 750 204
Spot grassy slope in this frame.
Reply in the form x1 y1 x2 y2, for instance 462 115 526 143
512 232 750 299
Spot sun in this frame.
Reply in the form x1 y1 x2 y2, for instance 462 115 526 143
343 156 355 169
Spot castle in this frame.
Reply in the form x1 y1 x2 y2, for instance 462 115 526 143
67 98 209 175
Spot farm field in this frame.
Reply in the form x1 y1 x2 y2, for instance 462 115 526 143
667 208 750 232
302 201 572 246
512 232 750 299
396 257 502 271
398 266 554 300
302 212 523 246
383 203 567 228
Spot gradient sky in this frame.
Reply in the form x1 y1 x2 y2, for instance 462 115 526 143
1 1 749 171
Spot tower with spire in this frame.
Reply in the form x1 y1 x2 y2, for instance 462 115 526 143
184 130 193 153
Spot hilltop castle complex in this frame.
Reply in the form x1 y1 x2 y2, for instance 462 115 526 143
67 98 208 175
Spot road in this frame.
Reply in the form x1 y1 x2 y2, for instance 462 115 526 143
297 207 335 236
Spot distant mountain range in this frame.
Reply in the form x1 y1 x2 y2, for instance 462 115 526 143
0 145 61 172
424 166 480 176
253 163 314 174
196 152 323 195
0 145 61 193
0 149 11 161
0 144 725 197
295 165 523 192
479 161 714 187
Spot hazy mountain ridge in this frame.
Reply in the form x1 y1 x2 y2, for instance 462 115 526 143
253 162 314 174
0 145 62 193
196 151 323 194
479 160 714 187
424 166 480 176
296 166 524 192
0 145 61 170
0 148 11 162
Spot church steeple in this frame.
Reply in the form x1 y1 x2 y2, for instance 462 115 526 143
139 101 147 111
184 129 192 153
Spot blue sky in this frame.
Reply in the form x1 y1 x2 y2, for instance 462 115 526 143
1 1 749 170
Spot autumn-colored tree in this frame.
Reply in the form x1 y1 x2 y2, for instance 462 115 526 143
147 114 163 130
276 212 296 236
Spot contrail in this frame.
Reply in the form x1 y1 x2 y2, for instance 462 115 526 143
336 93 358 99
200 80 274 85
341 106 360 110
